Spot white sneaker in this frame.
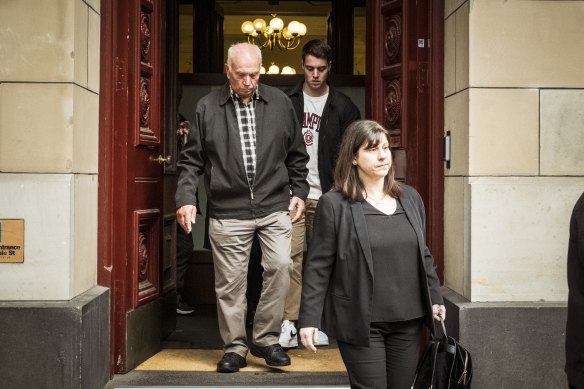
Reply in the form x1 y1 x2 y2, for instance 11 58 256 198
316 330 329 346
278 320 299 348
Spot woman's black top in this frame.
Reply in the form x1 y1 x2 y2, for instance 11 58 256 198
363 199 425 322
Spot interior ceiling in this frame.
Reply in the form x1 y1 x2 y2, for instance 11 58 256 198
215 1 332 16
218 1 332 37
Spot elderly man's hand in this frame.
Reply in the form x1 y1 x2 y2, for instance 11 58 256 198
176 205 197 233
289 196 305 223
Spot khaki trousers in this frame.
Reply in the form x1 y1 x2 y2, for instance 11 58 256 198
209 211 292 357
284 198 319 321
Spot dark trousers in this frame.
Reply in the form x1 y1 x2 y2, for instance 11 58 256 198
176 223 194 298
338 319 422 389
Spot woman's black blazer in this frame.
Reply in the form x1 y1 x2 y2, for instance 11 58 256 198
298 184 444 346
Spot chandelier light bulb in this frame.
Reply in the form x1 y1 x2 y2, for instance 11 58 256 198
287 21 301 35
269 16 284 32
281 66 296 75
253 18 267 32
267 63 280 74
260 66 266 74
297 22 307 37
281 26 293 40
241 21 254 35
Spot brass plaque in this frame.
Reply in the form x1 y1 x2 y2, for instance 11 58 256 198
0 219 24 263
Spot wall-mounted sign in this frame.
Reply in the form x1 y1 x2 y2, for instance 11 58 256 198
0 219 24 263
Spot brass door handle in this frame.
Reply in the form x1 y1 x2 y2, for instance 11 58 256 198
150 155 171 165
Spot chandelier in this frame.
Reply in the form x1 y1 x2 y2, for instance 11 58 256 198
241 14 307 51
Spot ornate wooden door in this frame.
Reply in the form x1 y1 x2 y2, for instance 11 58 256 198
98 0 167 374
367 0 445 278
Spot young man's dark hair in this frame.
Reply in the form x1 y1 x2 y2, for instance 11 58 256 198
301 39 333 63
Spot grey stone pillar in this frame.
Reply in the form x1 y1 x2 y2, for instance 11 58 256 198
442 287 568 388
0 286 109 389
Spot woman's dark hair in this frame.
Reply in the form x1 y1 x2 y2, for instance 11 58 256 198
333 120 401 202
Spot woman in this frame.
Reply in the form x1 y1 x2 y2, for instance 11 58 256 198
298 120 446 389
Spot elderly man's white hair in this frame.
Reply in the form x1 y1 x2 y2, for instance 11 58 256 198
226 42 262 68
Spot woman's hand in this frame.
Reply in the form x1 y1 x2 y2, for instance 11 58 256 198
299 327 319 353
432 304 446 321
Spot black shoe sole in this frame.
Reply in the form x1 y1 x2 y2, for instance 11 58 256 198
250 348 291 367
216 361 247 373
216 367 238 373
216 366 243 373
216 354 247 373
264 359 291 367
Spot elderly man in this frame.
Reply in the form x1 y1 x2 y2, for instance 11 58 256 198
175 42 309 373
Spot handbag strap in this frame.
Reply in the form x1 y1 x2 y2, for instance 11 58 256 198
438 319 457 355
440 318 448 338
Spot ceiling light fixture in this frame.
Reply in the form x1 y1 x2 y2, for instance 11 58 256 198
260 63 296 75
241 14 307 51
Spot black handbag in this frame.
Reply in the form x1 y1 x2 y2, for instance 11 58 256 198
411 319 473 389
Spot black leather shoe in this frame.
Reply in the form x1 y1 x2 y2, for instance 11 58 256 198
216 352 247 373
250 343 291 366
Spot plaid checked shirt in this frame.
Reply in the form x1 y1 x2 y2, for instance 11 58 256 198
230 87 259 191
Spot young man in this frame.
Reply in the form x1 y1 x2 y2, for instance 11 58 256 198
176 43 309 373
280 39 361 348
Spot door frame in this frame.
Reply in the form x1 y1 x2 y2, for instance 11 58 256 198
97 0 445 376
97 0 122 374
366 0 445 279
98 0 167 375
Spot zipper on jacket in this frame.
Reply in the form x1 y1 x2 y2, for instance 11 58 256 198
248 181 254 200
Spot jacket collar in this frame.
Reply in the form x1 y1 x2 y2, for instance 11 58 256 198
288 80 336 99
350 201 374 276
399 192 425 250
219 82 268 106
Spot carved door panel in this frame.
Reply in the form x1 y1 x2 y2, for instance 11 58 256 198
367 0 444 278
98 0 166 374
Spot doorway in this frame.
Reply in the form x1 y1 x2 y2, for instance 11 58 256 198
100 0 445 383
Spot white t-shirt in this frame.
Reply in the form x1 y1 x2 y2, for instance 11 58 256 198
302 91 328 200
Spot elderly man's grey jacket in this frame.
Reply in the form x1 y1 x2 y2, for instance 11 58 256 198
176 82 309 220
